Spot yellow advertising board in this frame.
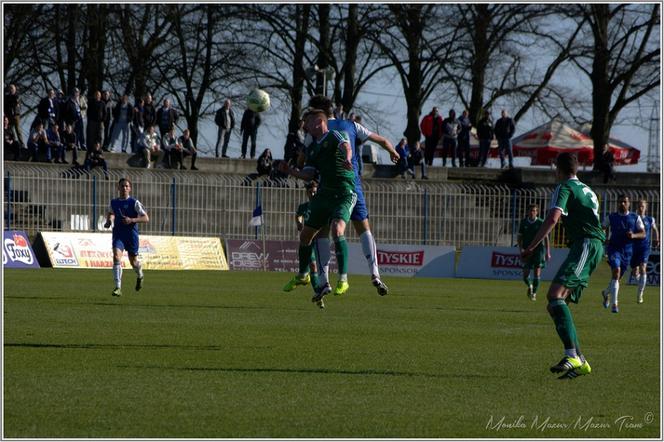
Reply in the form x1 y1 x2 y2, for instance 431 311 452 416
38 232 228 270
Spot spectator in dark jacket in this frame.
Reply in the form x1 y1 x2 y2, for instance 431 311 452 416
240 108 261 159
86 90 106 149
178 128 198 170
35 89 57 130
4 84 24 147
4 115 21 161
102 91 114 150
256 148 273 176
84 142 109 178
156 98 178 138
214 99 235 158
442 109 460 167
109 95 132 153
408 140 427 179
494 109 515 169
143 94 157 129
477 109 494 167
457 110 472 167
61 123 80 166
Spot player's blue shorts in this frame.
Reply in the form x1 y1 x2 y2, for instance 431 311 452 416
607 245 632 276
112 230 140 255
630 246 651 268
350 180 368 221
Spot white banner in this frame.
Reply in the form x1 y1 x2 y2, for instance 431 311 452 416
347 243 456 278
456 246 569 280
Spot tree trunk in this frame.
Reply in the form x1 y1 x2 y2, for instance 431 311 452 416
289 4 310 132
469 5 489 126
316 4 331 96
65 4 78 94
589 4 611 170
341 4 359 111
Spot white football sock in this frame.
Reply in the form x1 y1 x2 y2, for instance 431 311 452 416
637 273 647 296
609 279 620 305
113 263 122 289
360 231 380 278
314 237 331 287
132 260 144 278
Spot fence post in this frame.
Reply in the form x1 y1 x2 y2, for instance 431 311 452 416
170 177 177 236
6 171 12 230
92 176 97 231
255 182 261 240
510 189 517 246
422 189 429 245
601 190 607 222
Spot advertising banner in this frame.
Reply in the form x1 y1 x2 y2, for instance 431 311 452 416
3 231 40 269
347 243 456 278
38 232 228 270
627 251 659 286
456 246 569 281
226 239 338 273
226 240 455 278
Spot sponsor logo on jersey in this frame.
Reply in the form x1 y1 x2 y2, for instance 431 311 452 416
491 252 522 268
377 250 424 266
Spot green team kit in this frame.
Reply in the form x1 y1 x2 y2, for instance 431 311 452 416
519 216 546 269
550 178 606 303
303 130 357 229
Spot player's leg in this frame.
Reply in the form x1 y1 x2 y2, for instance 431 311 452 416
547 284 583 371
313 227 331 291
602 249 621 311
637 262 648 304
330 218 349 296
125 231 144 291
111 240 124 297
522 265 532 294
532 267 542 299
284 225 319 292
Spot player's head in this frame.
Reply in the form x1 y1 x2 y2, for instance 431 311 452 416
308 95 333 117
555 152 578 179
305 180 318 199
636 199 647 214
118 178 132 197
303 108 328 138
617 194 630 213
527 204 539 219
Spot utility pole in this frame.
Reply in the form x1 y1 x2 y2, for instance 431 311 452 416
647 105 660 173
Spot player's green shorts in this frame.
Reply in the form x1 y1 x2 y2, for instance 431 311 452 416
305 190 357 230
522 246 546 270
553 238 604 303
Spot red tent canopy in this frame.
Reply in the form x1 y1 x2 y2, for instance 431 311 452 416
510 119 640 166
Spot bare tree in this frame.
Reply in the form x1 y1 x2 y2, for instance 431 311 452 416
570 4 660 168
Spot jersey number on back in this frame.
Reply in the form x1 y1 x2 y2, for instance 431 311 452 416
581 187 600 221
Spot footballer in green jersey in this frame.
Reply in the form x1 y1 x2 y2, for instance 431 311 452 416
522 152 605 380
279 109 356 305
517 204 550 301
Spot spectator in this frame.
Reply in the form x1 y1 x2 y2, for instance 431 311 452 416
214 98 235 158
84 141 109 178
458 110 472 167
395 138 415 178
256 148 273 176
35 89 57 130
143 93 157 130
61 88 86 151
441 109 460 167
178 128 198 170
240 107 261 159
408 140 427 179
156 98 178 138
130 97 145 154
102 90 114 150
161 127 179 169
87 90 106 149
334 103 346 120
283 119 305 166
138 125 161 169
109 95 132 153
47 123 65 163
4 115 21 161
477 109 494 167
27 121 50 162
494 109 515 169
4 84 24 148
61 123 80 166
419 107 443 166
599 143 616 183
54 89 66 131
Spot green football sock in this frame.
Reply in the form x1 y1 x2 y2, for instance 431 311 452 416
310 272 319 290
298 243 313 275
532 277 540 293
523 274 531 287
334 235 348 275
549 299 579 352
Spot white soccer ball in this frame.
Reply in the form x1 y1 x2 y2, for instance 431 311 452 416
246 88 270 113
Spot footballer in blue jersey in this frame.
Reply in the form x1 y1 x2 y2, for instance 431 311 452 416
298 95 400 297
600 195 645 312
630 199 659 304
104 178 149 297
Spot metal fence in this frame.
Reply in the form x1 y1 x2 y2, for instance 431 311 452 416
3 164 661 249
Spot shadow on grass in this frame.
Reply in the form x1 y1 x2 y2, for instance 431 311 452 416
116 364 506 379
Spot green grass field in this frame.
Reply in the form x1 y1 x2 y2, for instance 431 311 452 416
3 266 660 438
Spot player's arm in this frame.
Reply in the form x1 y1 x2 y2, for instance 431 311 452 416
339 141 353 170
367 132 399 164
516 232 523 251
627 216 646 239
122 202 150 225
295 214 304 232
602 217 611 244
104 209 114 228
544 234 551 260
278 161 317 181
652 220 660 247
522 209 561 258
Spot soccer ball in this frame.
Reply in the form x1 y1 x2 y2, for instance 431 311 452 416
246 88 270 113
